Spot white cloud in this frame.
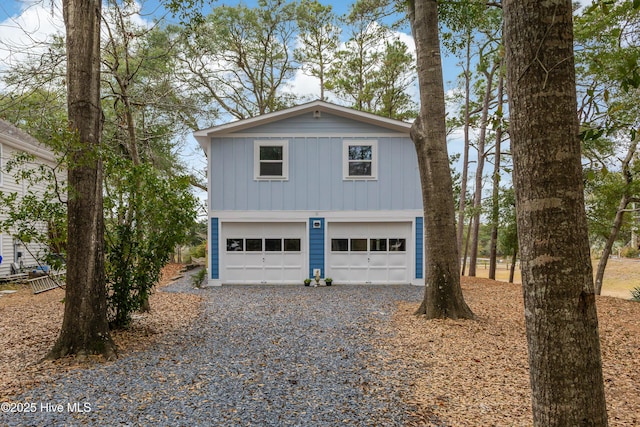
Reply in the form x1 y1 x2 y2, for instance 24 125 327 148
0 0 64 68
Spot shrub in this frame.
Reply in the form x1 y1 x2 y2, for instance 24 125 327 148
191 268 207 288
191 242 207 258
620 246 639 258
632 287 640 302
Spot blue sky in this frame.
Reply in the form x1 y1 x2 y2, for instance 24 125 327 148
0 0 469 200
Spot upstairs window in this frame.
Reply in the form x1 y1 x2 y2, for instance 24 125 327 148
254 140 288 180
343 140 377 180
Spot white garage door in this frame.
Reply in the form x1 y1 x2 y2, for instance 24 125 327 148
327 222 412 284
221 222 306 284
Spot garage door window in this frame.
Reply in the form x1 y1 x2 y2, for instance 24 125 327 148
350 239 367 251
370 238 387 251
227 239 244 251
246 239 262 251
228 238 302 253
265 238 282 251
330 238 406 252
284 238 301 252
389 238 406 251
331 239 348 252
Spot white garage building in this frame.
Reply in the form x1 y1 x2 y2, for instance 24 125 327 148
195 101 425 286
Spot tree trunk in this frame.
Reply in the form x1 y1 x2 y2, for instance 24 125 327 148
509 249 517 284
594 139 638 295
48 0 116 360
456 30 472 260
504 1 607 425
468 63 498 277
595 194 632 295
408 0 474 319
488 68 504 280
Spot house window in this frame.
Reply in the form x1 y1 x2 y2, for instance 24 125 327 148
343 140 377 179
254 140 288 180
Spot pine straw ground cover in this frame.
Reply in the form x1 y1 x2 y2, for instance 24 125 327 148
0 263 202 399
394 277 640 427
0 270 638 426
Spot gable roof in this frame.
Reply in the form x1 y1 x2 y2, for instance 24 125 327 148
193 100 413 152
0 119 55 161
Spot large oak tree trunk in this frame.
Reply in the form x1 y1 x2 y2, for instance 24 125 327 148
408 0 473 319
48 0 116 360
504 1 607 425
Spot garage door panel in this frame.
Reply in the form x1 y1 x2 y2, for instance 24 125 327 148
221 222 305 284
327 222 411 284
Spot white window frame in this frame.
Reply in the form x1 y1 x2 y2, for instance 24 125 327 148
0 143 3 187
343 140 378 180
254 140 289 180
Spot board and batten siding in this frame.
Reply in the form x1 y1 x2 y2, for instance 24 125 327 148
210 135 421 212
208 112 421 212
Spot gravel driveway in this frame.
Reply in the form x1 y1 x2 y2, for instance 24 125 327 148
2 271 424 426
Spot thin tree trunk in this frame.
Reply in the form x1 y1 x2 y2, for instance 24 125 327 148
594 139 638 294
468 63 498 276
504 1 607 425
509 249 517 284
595 194 635 295
48 0 116 360
408 0 474 319
456 30 472 258
461 215 472 275
488 68 504 280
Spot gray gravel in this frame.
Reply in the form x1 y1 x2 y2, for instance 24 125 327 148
2 269 429 426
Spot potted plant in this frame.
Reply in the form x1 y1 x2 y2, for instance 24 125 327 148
324 277 333 286
304 278 311 287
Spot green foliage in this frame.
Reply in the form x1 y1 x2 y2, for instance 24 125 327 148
497 188 518 258
191 242 207 258
631 287 640 301
190 268 207 288
0 143 67 271
104 159 197 329
619 246 639 258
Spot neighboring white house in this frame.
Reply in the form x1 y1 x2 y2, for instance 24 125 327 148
0 119 57 277
194 100 425 286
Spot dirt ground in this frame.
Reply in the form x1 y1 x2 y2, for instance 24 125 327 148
0 264 202 399
1 267 638 426
396 277 640 427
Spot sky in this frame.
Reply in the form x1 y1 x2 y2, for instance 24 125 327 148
0 0 593 204
0 0 425 198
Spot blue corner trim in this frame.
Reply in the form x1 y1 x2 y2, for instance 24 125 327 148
211 217 219 279
415 217 423 279
309 218 325 277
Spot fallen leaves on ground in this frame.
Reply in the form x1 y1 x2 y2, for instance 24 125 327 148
0 263 202 399
388 277 640 427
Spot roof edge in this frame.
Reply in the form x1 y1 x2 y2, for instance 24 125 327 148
194 100 412 151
